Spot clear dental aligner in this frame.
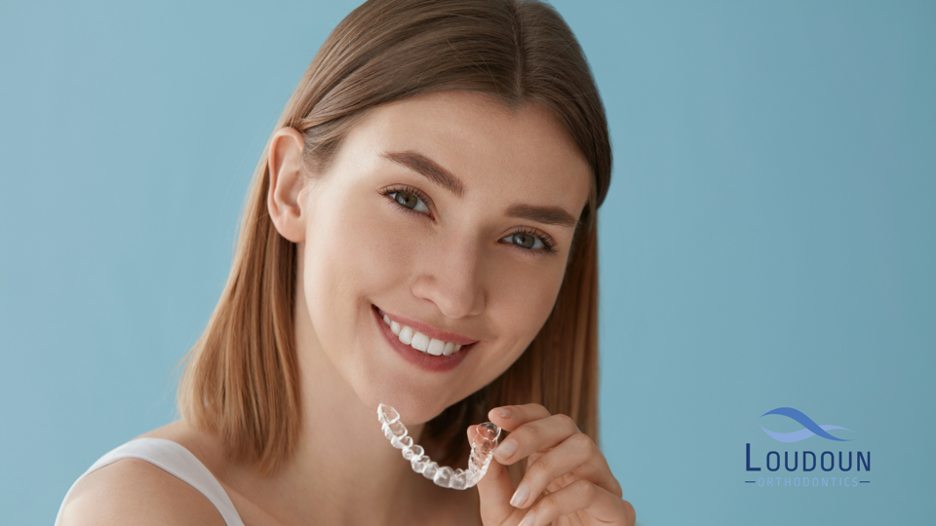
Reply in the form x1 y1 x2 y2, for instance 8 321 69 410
377 403 501 490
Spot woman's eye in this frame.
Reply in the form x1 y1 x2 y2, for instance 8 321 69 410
389 191 429 214
502 232 545 251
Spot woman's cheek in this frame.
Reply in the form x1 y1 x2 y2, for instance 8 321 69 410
487 255 566 354
301 192 395 333
351 207 419 288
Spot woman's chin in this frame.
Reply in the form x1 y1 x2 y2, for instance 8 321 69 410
358 389 452 427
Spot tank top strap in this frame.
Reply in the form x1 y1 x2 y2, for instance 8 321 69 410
55 437 245 526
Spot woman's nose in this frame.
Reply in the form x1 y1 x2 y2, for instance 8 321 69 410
410 236 486 319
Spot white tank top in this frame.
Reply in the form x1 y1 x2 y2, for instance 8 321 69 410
54 438 245 526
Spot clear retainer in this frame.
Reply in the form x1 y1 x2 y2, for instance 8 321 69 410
377 403 501 490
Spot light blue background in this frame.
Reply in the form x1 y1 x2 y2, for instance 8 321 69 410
1 1 933 525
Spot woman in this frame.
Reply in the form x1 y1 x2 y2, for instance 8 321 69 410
57 0 635 524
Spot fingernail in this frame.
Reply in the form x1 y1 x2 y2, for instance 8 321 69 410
495 438 517 460
510 482 530 508
491 407 511 418
518 510 535 526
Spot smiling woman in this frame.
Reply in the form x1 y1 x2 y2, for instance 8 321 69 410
56 0 633 525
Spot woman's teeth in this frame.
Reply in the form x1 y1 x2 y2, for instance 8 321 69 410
382 314 463 356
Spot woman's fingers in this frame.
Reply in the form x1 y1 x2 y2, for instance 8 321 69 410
478 407 634 526
490 408 578 466
517 479 635 526
510 432 623 508
489 404 621 496
488 403 553 432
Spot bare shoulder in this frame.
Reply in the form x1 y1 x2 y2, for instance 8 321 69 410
58 457 226 526
59 421 229 526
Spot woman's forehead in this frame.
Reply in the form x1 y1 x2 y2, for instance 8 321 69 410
344 91 592 213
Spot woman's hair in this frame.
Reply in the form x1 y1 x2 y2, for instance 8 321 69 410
178 0 612 477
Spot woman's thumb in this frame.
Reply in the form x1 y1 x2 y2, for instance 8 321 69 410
468 425 517 525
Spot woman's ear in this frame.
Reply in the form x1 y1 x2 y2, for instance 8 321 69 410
267 127 308 243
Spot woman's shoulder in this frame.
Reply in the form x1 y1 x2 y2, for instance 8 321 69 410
58 457 226 526
57 421 230 526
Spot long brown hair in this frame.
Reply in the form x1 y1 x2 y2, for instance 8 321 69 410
178 0 612 477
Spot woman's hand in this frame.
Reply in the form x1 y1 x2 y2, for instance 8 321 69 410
469 404 635 526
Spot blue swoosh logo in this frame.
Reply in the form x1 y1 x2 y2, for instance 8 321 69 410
760 407 852 442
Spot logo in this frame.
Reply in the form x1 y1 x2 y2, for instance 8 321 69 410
759 407 852 443
744 407 870 488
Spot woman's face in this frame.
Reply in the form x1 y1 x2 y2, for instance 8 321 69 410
292 91 591 424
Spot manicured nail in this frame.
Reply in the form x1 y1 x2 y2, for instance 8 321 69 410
511 482 530 508
495 438 518 460
518 510 535 526
491 407 511 418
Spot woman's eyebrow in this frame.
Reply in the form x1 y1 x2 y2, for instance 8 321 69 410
505 203 578 228
382 150 578 229
382 151 465 197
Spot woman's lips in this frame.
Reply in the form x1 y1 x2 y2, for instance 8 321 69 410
372 305 474 373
